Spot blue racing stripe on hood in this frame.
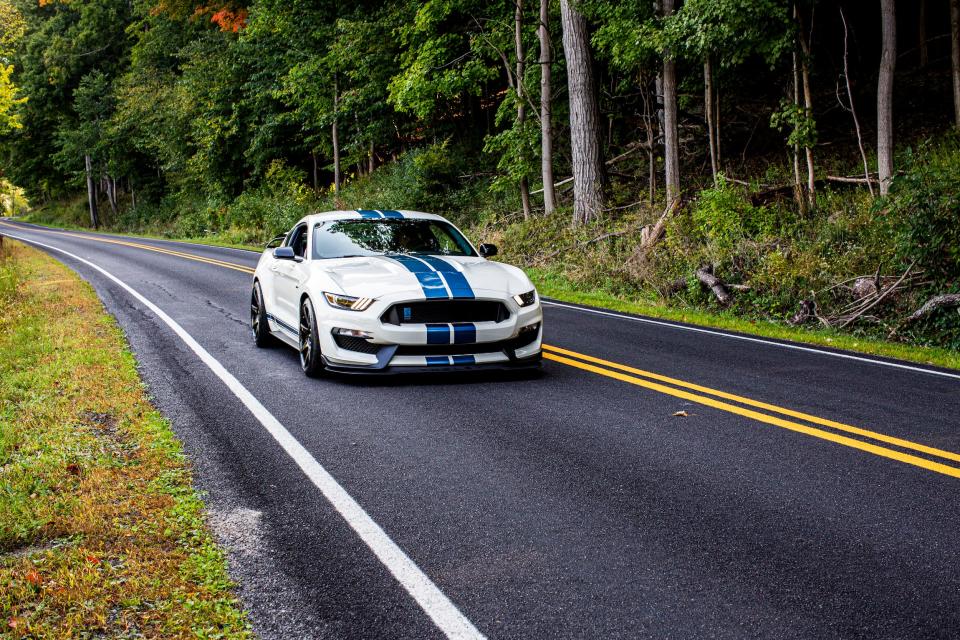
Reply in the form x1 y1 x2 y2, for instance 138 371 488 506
386 254 450 299
416 256 475 299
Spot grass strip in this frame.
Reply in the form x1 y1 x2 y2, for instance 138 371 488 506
529 268 960 372
0 239 251 638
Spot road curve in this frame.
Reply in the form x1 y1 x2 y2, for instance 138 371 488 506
3 218 959 639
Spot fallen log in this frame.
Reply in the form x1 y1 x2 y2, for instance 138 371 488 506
696 265 732 306
904 293 960 323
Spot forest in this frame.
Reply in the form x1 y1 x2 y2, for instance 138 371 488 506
1 0 959 351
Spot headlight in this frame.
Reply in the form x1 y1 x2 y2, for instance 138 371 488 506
323 292 375 311
513 290 537 307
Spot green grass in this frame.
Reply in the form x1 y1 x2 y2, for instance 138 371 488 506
529 267 960 371
13 210 960 372
0 240 251 638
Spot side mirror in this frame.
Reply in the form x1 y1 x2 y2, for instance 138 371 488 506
273 246 296 260
478 243 498 258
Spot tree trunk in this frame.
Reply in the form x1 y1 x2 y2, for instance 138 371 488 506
539 0 556 215
704 56 718 184
796 4 815 208
952 0 960 127
878 0 897 196
84 154 99 229
560 0 605 223
107 176 118 216
840 7 874 196
662 0 680 209
368 140 375 174
791 49 806 215
312 151 319 192
332 75 341 196
516 0 532 219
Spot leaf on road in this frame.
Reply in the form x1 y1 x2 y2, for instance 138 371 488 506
672 410 689 417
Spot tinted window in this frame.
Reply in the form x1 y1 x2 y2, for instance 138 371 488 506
287 224 308 258
312 219 476 259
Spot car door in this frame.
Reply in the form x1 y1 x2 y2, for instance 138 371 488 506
271 223 309 332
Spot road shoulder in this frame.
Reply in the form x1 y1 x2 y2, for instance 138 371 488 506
0 239 251 637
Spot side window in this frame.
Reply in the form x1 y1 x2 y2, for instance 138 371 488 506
430 225 460 255
286 224 308 259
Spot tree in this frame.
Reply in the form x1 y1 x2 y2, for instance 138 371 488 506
538 0 556 215
515 0 531 218
952 0 960 127
878 0 896 196
660 0 679 209
560 0 604 223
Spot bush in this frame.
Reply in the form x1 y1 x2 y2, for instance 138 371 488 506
890 138 960 283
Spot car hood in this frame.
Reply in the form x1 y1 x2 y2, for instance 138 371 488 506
313 255 532 299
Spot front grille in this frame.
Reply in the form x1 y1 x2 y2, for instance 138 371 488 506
394 330 539 357
381 300 510 325
333 335 382 354
395 341 509 356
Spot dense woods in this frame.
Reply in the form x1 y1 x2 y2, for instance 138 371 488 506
1 0 960 349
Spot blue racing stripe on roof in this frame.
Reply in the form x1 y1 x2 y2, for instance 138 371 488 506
426 324 451 344
451 355 476 365
426 356 450 366
452 323 476 344
357 209 382 218
380 210 404 219
417 256 475 299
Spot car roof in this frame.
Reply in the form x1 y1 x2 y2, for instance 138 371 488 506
300 210 449 225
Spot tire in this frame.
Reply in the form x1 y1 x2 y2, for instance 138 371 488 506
250 281 274 347
298 297 325 377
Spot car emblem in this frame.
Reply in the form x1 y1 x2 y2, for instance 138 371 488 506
403 307 412 321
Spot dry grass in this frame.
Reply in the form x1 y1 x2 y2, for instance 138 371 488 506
0 240 250 638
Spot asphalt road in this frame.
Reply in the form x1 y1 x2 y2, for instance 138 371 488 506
3 218 960 639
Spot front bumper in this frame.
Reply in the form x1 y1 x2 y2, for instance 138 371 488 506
308 291 543 372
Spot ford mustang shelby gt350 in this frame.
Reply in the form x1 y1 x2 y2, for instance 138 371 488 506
250 210 542 376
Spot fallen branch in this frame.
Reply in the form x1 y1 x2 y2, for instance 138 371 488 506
838 261 915 329
531 141 650 195
638 198 682 256
696 265 732 306
904 293 960 323
825 174 879 185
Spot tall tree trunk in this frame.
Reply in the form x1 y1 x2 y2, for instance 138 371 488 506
312 151 319 192
516 0 532 219
642 73 656 205
560 0 605 223
332 75 341 196
368 140 375 174
107 176 118 216
84 154 99 229
878 0 897 196
539 0 556 215
796 3 815 208
952 0 960 127
791 49 806 215
662 0 680 209
704 56 718 184
840 7 874 196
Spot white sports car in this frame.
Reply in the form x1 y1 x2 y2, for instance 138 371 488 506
250 210 543 376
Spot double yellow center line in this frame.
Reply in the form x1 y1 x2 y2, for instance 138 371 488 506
5 221 959 479
543 345 960 479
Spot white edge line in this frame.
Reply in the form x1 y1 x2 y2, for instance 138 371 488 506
6 232 484 640
542 299 960 382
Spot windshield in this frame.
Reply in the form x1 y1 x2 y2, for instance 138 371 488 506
312 219 476 259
